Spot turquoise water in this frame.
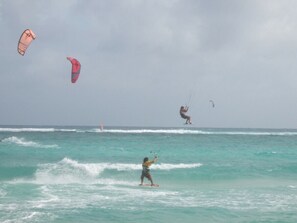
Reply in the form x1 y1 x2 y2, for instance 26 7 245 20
0 126 297 222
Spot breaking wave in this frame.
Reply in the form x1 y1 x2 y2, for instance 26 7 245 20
2 136 59 148
1 127 297 136
30 158 202 185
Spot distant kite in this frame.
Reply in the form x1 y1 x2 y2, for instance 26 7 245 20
17 29 36 56
209 100 215 108
67 57 81 83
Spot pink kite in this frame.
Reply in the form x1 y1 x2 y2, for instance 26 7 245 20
67 57 81 83
17 29 36 56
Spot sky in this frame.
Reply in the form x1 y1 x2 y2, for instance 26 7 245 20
1 0 297 128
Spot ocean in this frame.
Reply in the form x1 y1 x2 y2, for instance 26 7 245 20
0 126 297 223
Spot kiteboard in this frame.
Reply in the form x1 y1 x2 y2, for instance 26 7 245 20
139 184 159 187
183 122 194 126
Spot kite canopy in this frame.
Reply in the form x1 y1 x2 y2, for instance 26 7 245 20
67 57 81 83
17 29 36 56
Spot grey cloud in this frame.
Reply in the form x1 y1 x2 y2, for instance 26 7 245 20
1 0 297 128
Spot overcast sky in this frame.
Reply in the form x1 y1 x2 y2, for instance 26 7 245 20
1 0 297 128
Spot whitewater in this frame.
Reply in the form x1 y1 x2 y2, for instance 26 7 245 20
0 126 297 222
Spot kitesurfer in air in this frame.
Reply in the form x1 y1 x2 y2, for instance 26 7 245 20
140 156 158 186
180 106 192 124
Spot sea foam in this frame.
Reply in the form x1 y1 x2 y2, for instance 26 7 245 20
32 158 201 185
2 136 59 148
2 126 297 136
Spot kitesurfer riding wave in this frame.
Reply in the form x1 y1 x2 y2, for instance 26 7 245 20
140 156 158 186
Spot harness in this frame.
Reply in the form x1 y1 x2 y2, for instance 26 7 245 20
180 111 187 119
142 163 150 174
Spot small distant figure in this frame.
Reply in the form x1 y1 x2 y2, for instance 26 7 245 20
180 106 192 124
140 156 158 186
209 100 215 108
100 123 104 131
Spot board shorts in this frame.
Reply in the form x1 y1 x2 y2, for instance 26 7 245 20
141 171 152 181
180 113 189 119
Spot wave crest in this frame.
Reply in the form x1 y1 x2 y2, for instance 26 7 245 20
2 127 297 136
2 136 58 148
33 158 201 184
